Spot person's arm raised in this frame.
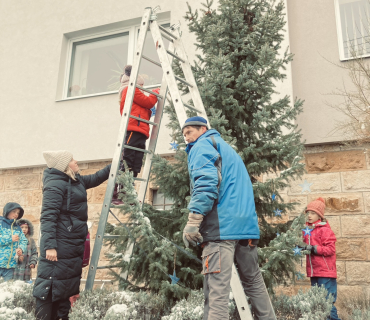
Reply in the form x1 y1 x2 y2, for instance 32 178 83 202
80 164 111 190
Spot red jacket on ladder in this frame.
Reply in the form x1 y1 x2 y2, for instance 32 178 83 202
120 87 159 139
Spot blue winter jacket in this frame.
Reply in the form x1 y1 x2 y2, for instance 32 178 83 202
185 129 260 242
0 202 28 269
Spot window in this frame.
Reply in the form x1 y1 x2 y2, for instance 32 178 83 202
68 33 129 97
152 190 174 210
335 0 370 60
64 21 170 99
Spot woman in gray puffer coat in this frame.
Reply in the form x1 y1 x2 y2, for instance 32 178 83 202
33 150 111 320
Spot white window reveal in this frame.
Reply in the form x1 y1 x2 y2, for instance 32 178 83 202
65 21 169 99
335 0 370 60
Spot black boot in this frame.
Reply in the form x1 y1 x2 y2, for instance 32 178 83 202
111 184 124 205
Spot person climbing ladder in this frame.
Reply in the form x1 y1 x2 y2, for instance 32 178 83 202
112 65 160 205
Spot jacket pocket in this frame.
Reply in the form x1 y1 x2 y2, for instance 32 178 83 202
201 243 221 275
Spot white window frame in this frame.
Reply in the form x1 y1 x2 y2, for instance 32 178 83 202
62 19 169 100
334 0 370 61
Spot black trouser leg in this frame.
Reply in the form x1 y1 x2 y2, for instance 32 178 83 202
36 289 70 320
57 298 71 320
121 131 147 175
35 295 53 320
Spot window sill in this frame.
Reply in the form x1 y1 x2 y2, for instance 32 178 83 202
339 53 370 62
56 84 161 102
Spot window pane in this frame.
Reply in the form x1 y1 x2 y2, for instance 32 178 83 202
339 0 370 58
153 191 165 205
138 24 171 86
68 32 129 97
164 196 174 205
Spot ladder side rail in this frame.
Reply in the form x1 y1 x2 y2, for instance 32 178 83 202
85 7 152 291
137 41 174 203
150 20 188 128
172 27 209 122
230 265 254 320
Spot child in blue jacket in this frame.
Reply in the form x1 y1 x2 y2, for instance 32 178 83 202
0 202 28 281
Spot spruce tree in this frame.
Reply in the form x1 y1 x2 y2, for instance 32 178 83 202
107 0 306 296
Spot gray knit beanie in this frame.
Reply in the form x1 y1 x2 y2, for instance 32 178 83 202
43 150 73 172
118 65 145 102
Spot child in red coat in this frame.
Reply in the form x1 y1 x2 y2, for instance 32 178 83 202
113 65 159 204
303 197 341 320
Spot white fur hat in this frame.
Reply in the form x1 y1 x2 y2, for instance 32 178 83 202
43 150 73 172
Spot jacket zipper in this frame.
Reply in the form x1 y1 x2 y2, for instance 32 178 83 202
7 220 15 268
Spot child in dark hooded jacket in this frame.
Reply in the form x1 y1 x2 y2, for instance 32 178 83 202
303 197 341 320
13 218 38 281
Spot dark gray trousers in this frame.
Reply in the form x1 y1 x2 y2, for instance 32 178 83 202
202 240 275 320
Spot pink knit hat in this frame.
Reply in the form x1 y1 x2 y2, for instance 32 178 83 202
306 197 325 219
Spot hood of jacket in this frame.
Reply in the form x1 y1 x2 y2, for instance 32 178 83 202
43 168 70 185
17 218 35 236
185 129 220 154
3 202 24 220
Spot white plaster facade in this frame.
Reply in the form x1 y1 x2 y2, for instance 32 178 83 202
0 0 355 169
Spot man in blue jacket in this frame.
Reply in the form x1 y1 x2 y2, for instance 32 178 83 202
182 116 275 320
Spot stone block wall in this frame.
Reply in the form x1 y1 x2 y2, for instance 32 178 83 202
277 145 370 298
1 146 370 296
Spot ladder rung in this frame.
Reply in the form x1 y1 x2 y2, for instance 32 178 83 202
133 177 147 182
130 115 158 126
110 204 125 208
104 234 120 239
142 55 162 67
166 50 185 63
97 265 120 270
160 32 174 43
136 84 163 99
175 75 193 88
123 145 151 153
158 25 178 40
183 103 201 113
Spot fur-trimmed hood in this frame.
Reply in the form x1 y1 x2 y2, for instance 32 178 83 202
17 218 35 236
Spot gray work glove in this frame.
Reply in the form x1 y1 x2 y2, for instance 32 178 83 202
299 244 317 255
183 213 204 248
305 245 318 254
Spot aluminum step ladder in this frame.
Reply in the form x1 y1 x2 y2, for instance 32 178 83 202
85 6 274 320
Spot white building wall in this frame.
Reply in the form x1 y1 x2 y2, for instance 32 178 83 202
0 0 199 169
0 0 294 169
